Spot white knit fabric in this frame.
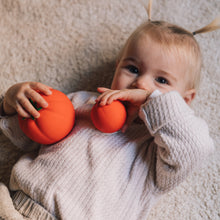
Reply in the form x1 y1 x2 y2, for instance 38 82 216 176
0 91 214 219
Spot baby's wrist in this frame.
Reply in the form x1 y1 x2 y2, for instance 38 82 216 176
141 90 162 106
2 100 16 116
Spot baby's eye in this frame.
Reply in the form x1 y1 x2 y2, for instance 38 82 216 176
126 65 139 74
155 77 168 84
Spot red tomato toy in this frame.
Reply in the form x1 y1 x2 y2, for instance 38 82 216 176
91 100 127 133
18 89 75 145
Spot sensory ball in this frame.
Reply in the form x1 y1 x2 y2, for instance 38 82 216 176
18 89 75 145
91 100 127 133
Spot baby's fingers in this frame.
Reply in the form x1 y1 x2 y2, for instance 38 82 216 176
18 97 40 118
15 102 32 118
98 90 130 106
97 87 109 94
96 88 118 106
30 82 52 96
25 89 49 109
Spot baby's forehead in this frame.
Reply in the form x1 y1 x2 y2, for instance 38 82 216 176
128 34 189 60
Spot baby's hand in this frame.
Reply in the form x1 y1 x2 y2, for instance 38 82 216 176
96 87 151 106
3 82 52 118
96 87 152 132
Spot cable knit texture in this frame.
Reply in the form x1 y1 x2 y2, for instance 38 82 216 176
0 91 214 219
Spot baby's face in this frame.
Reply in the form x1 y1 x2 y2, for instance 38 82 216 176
111 35 195 104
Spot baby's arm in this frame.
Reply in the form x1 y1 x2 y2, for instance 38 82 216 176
139 91 215 192
0 82 52 151
97 88 214 191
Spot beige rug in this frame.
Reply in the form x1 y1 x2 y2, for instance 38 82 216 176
0 0 219 219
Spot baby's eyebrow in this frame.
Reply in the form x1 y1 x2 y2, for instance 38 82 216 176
122 57 145 68
122 57 139 63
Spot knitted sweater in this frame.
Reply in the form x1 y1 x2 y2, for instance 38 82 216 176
0 91 214 220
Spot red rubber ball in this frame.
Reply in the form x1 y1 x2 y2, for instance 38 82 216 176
91 100 127 133
18 89 75 145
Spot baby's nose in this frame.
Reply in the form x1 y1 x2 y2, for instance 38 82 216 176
132 76 153 90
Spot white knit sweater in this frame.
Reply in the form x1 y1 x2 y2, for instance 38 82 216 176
0 91 214 220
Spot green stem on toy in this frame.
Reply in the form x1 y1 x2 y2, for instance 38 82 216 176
22 99 42 120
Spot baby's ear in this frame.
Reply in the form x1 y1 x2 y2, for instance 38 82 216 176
183 89 196 105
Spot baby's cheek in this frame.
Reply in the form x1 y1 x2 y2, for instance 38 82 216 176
111 79 130 90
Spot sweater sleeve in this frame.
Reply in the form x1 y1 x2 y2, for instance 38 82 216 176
0 113 40 152
139 91 215 192
0 99 39 152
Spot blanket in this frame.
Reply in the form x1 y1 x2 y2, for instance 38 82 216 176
0 0 219 219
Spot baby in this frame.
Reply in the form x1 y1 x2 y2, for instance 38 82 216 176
0 3 218 220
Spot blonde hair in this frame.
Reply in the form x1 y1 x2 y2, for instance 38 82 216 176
117 0 220 90
118 21 202 90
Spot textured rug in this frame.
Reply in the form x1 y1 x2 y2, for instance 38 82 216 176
0 0 219 219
